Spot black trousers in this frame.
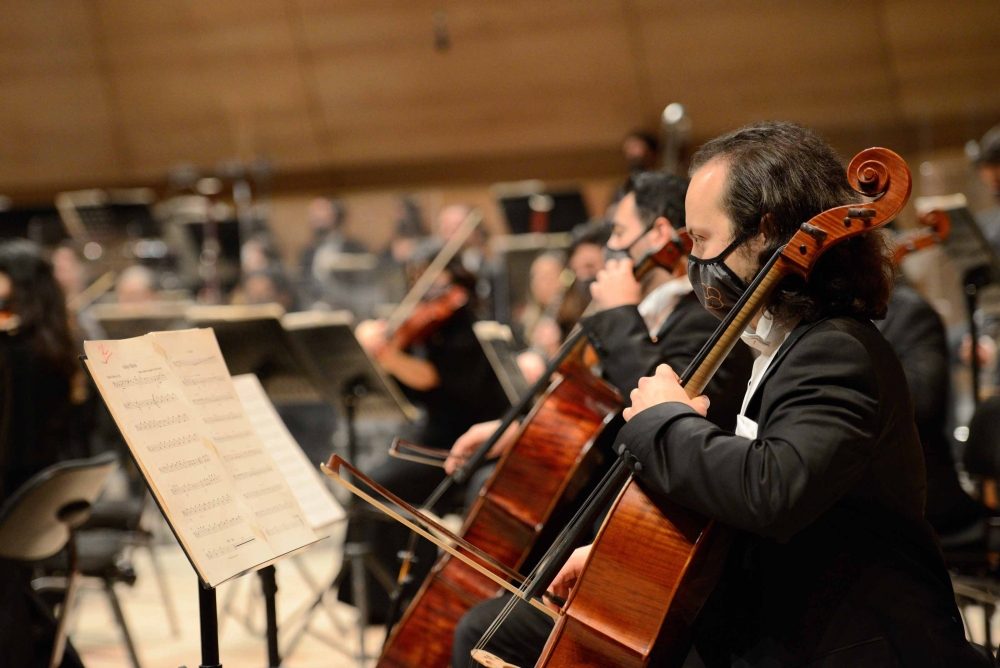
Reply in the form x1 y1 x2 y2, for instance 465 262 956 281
453 593 553 668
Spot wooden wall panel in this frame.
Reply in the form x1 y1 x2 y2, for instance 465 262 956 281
0 0 997 201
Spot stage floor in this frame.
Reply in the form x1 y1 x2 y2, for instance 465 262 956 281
72 522 389 668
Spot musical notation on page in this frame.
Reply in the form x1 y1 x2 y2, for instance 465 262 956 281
192 393 234 406
171 474 221 495
223 448 263 461
84 330 321 588
243 484 283 499
159 455 211 473
205 537 256 560
112 373 166 388
124 393 178 410
203 411 242 424
232 466 272 481
215 430 254 443
136 414 190 431
193 516 245 538
173 355 216 368
182 375 225 386
182 494 234 517
147 433 199 453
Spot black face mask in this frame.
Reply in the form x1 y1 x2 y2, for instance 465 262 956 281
604 225 652 263
687 238 747 319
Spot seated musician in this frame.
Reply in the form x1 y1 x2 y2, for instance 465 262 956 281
538 122 991 667
338 238 510 623
880 278 997 542
0 240 88 667
449 172 754 667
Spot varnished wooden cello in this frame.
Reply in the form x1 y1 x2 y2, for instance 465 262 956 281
343 230 692 668
321 146 911 668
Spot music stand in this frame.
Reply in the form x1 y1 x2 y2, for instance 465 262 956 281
90 301 193 340
184 305 331 666
473 321 529 403
280 310 415 663
916 195 1000 404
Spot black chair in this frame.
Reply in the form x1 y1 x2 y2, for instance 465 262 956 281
0 452 118 668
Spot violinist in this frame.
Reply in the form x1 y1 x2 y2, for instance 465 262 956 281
449 172 754 667
338 237 510 623
558 122 992 667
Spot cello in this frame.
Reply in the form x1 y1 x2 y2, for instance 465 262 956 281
345 230 692 668
322 146 911 668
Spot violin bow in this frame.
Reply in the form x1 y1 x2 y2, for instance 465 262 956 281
385 207 483 333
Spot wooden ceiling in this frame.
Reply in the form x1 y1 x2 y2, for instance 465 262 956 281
2 0 999 201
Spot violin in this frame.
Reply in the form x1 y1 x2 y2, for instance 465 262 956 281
893 209 951 267
328 230 692 668
387 283 469 351
375 209 482 352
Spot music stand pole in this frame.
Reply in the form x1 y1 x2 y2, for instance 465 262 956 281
199 579 222 668
964 265 992 406
258 565 281 667
342 375 370 663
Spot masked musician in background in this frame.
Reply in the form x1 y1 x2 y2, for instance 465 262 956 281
448 172 754 667
338 238 510 623
544 122 991 667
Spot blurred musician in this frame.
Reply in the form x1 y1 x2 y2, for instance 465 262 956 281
880 280 997 542
115 265 158 304
516 251 566 359
622 129 660 174
975 124 1000 253
0 240 87 667
449 173 753 667
338 238 509 622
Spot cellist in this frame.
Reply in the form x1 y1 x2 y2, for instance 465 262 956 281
449 172 754 666
546 122 993 667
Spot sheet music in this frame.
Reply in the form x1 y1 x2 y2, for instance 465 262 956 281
232 374 344 531
84 329 320 587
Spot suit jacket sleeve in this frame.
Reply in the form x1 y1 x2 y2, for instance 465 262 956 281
585 301 748 430
617 327 881 541
584 305 667 394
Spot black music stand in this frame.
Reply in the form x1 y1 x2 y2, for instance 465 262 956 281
185 305 333 667
80 355 222 668
473 320 530 404
916 196 1000 406
90 301 193 340
280 311 415 664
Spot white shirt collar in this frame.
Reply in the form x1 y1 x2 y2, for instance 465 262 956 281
637 275 692 336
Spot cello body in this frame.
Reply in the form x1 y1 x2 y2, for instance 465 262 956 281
536 479 724 667
377 356 621 668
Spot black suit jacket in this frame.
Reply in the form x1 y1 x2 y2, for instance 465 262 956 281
618 316 987 667
584 292 752 431
879 283 991 534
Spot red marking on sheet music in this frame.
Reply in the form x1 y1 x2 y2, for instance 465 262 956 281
98 344 112 363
